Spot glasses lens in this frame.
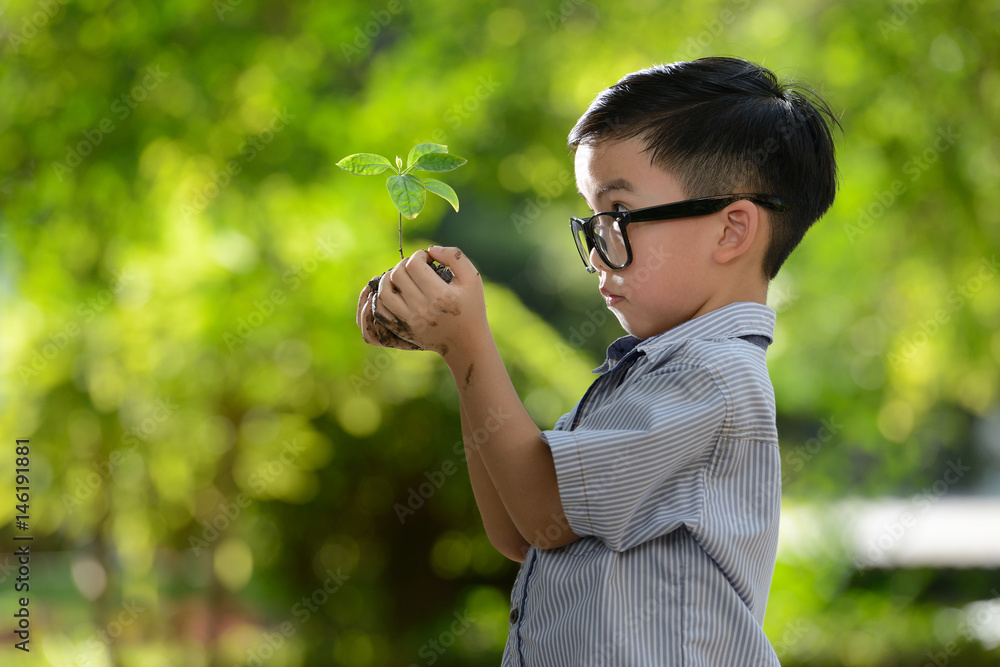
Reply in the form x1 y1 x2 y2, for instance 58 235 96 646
570 219 593 270
593 214 628 268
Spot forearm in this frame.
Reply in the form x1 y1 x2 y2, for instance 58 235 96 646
358 246 577 550
445 330 578 551
457 401 530 562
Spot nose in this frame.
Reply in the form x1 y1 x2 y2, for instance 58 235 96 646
589 245 611 273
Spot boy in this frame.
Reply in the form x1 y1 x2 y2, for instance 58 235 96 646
356 56 839 665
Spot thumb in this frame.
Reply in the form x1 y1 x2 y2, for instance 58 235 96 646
427 245 478 280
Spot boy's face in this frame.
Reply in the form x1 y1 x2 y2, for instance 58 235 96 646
574 136 728 339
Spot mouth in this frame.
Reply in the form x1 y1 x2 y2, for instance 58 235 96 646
599 285 624 308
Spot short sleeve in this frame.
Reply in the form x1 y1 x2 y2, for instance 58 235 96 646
541 365 726 552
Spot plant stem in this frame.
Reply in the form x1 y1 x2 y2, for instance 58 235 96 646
398 211 403 259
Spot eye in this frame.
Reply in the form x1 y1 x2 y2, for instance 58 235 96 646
612 202 628 213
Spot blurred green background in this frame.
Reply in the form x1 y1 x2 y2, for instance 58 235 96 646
1 0 999 665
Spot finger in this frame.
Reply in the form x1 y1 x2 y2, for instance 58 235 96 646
375 267 409 322
404 248 455 294
427 245 478 282
361 294 422 350
356 280 375 329
371 290 415 339
359 296 379 345
371 285 395 325
392 256 424 298
361 293 384 344
408 248 444 277
373 312 422 348
375 255 413 310
372 317 423 350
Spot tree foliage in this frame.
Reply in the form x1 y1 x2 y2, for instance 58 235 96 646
0 0 998 665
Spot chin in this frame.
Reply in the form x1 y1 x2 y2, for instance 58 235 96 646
611 309 633 334
614 312 651 340
611 297 692 339
616 309 686 340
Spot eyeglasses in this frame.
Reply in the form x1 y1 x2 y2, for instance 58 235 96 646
569 194 790 273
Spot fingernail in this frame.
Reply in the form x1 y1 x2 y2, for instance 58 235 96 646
429 245 442 252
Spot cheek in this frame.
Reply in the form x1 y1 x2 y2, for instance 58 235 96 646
631 225 707 273
621 234 704 311
624 231 680 282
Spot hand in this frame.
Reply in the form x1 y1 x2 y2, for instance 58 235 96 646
368 246 490 358
356 280 424 351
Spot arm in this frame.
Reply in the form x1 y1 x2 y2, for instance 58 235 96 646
446 323 578 554
457 400 530 562
357 264 528 559
359 247 579 554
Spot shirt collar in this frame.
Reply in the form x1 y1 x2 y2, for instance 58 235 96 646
594 302 776 374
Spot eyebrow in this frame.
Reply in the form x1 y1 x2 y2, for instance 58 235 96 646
577 178 635 199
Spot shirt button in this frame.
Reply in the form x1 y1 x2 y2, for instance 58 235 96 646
509 607 519 624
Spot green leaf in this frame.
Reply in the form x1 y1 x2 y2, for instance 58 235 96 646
423 178 460 212
409 152 467 173
406 143 448 169
386 174 426 219
336 153 394 175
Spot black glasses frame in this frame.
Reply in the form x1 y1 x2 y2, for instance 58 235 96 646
569 194 790 273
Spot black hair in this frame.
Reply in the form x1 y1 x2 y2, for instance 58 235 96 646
568 56 840 279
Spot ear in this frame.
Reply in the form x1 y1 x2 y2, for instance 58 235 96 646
712 200 762 266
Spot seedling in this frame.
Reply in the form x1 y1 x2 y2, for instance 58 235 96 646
337 143 466 281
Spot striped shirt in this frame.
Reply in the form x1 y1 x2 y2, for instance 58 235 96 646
502 302 781 666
